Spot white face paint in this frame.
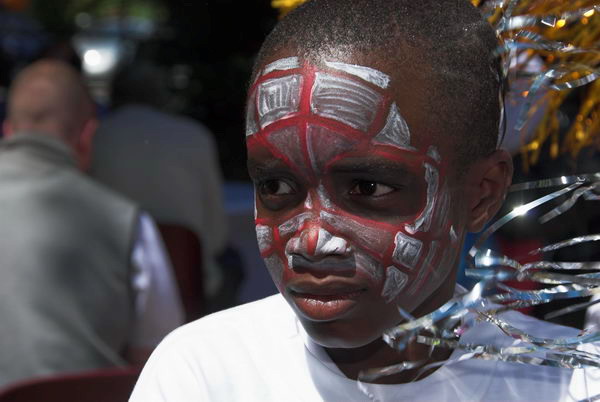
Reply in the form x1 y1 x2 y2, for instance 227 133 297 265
450 225 459 244
406 162 439 235
307 124 358 174
262 56 301 75
320 210 394 257
324 60 391 89
392 231 423 270
407 240 440 297
304 194 313 210
255 224 273 253
311 72 383 132
315 227 349 254
278 212 313 238
427 146 441 163
258 75 303 129
264 254 285 289
246 90 259 136
249 58 457 307
382 266 409 303
316 185 335 210
372 103 415 151
433 183 451 230
284 221 385 283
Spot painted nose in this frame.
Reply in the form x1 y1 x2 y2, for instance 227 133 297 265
286 220 350 260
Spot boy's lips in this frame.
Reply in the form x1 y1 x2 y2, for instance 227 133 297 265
287 280 368 321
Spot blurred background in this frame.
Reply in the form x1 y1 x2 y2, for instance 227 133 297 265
0 0 282 307
0 0 277 180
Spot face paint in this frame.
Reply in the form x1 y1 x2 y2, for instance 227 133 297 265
372 103 415 151
316 185 335 210
324 61 391 89
405 162 439 235
278 212 312 238
255 224 273 253
449 225 459 244
304 194 313 210
427 146 441 163
407 240 440 297
311 72 383 132
257 75 303 129
246 92 259 136
382 266 409 303
263 254 285 290
263 56 301 75
248 58 456 312
307 125 358 174
433 183 451 231
392 231 423 270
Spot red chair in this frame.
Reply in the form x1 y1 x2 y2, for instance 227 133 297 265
157 224 205 322
0 366 141 402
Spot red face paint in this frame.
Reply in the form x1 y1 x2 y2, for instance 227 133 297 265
247 58 461 346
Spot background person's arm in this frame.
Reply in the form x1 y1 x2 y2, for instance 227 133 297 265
127 212 185 364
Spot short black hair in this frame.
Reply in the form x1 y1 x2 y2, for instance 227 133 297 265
252 0 502 171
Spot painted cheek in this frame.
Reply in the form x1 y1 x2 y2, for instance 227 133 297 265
380 159 459 303
387 183 459 302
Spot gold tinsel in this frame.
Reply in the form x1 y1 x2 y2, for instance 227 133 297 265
271 0 600 167
482 0 600 168
271 0 308 18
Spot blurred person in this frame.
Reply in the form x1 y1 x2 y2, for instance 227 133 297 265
37 38 83 72
0 60 184 388
91 62 229 306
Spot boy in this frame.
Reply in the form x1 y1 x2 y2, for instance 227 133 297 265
131 0 594 400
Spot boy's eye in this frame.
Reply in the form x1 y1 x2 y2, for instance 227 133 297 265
259 179 294 196
257 178 300 211
349 181 395 197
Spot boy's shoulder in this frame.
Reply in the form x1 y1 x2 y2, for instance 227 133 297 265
199 293 294 328
158 293 298 351
131 294 311 401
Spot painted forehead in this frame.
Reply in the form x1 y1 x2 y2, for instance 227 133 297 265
246 57 429 159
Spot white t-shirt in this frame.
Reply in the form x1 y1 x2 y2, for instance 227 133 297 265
130 294 598 401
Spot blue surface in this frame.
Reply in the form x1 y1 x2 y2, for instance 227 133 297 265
224 181 254 214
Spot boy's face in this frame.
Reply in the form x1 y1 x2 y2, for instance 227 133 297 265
247 52 466 348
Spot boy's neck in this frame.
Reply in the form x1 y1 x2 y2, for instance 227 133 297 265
325 336 452 384
325 280 456 384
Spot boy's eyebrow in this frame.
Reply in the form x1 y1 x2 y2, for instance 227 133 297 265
327 158 420 175
247 157 289 173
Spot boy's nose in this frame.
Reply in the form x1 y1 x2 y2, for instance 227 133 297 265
286 220 350 261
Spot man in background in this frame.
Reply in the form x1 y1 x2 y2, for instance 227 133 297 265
0 60 183 388
92 63 228 306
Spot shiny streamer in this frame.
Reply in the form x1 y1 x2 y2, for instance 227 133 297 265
358 173 600 386
480 0 600 165
272 0 600 164
267 0 600 393
545 297 600 320
539 182 600 223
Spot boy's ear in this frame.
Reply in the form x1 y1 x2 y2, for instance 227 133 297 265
464 149 513 233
